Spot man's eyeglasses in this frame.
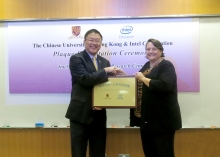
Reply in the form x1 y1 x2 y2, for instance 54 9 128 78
86 38 102 44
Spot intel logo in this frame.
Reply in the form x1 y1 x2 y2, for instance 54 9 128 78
120 26 133 34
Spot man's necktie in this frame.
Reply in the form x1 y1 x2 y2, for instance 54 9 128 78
93 57 98 71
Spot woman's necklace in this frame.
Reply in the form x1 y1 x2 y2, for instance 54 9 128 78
143 58 163 75
134 58 163 118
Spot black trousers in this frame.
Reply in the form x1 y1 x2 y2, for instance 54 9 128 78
140 130 175 157
70 119 106 157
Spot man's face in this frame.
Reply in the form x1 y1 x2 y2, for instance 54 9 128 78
84 33 102 56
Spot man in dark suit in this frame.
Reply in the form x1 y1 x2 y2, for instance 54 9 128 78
65 29 125 157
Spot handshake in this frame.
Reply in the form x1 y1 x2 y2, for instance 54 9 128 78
104 66 126 76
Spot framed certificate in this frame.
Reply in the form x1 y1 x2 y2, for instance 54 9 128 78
93 76 137 108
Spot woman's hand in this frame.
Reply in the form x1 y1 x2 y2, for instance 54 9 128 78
135 72 151 87
135 72 145 81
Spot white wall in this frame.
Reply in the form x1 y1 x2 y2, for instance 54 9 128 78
1 17 220 128
178 17 220 128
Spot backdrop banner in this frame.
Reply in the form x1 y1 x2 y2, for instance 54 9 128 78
7 18 199 93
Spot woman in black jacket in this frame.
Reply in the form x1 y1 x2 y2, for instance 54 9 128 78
133 38 182 157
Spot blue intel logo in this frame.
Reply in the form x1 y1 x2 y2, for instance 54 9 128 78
120 26 133 34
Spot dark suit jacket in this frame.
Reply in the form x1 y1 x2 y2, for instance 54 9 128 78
65 50 111 124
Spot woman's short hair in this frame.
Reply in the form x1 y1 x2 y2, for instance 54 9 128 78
146 38 165 57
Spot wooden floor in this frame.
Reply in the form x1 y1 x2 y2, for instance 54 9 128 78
0 128 220 157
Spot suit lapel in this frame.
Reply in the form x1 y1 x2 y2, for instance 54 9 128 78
82 50 97 71
96 56 102 70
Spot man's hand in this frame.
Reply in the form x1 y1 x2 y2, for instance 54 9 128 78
93 107 102 110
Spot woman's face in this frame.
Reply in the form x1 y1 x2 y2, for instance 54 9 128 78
145 42 162 62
